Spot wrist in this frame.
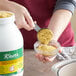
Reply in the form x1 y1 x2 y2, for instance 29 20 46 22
47 27 58 41
52 35 59 42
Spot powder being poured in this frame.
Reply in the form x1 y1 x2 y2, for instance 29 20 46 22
37 29 53 44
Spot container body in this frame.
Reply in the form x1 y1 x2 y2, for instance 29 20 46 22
0 11 24 76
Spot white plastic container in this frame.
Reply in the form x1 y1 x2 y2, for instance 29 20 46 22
0 11 24 76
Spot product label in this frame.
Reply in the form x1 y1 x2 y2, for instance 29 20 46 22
0 48 24 75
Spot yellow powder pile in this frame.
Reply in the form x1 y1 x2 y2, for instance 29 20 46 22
37 29 53 44
36 29 58 56
37 44 57 56
0 11 13 18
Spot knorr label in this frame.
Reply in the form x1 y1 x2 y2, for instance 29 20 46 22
0 48 24 75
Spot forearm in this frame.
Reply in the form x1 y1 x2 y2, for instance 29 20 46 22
48 9 72 41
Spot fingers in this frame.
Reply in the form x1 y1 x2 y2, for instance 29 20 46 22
35 54 44 61
24 8 35 28
45 56 55 62
45 57 52 62
35 54 55 63
22 17 33 31
15 15 34 31
7 1 35 31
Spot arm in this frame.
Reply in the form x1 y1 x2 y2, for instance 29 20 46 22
48 0 76 41
48 9 72 41
36 0 76 63
0 0 35 31
37 10 72 63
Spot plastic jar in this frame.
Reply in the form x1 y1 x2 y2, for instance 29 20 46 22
0 11 24 76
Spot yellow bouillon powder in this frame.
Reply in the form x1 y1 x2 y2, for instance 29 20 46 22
0 11 13 18
37 45 57 56
36 29 57 56
37 29 53 44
